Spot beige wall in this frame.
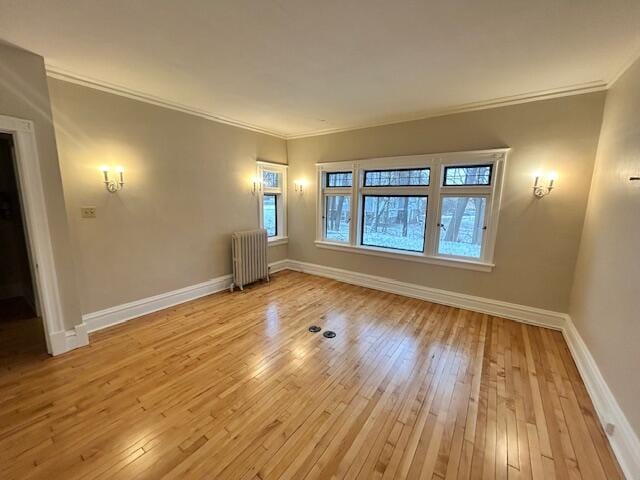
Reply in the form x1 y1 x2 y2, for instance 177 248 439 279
0 43 82 330
287 93 606 312
570 59 640 436
48 78 288 315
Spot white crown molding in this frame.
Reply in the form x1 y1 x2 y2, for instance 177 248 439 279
563 317 640 480
45 64 288 139
285 81 608 139
46 63 611 141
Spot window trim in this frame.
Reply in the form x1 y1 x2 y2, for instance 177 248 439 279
315 149 508 271
257 161 288 245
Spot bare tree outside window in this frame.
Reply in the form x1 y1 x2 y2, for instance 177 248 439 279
326 172 352 187
443 165 491 186
362 196 427 252
364 168 429 187
325 195 350 242
262 170 279 188
439 197 486 258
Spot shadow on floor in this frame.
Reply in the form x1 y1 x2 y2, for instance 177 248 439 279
0 297 48 368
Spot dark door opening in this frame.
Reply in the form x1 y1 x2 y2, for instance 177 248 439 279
0 133 46 356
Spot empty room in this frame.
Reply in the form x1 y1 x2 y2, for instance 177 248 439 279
0 1 639 479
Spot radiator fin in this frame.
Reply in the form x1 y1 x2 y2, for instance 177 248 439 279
231 229 269 291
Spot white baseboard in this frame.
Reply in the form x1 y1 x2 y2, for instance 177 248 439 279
285 259 567 330
83 275 232 333
269 259 291 274
563 317 640 480
82 259 290 334
49 323 89 356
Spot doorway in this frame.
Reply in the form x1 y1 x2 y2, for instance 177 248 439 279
0 132 47 358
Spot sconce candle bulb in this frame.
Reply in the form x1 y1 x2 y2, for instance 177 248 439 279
294 179 306 193
533 171 541 188
100 165 110 182
251 176 262 195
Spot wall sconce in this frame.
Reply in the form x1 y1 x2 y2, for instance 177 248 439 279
294 179 306 193
251 176 262 195
100 165 125 193
532 171 557 198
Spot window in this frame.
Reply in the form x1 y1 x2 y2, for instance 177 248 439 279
320 169 353 244
443 165 492 186
437 196 486 258
263 194 277 237
325 195 350 242
361 196 427 252
315 150 507 270
257 162 287 243
326 172 352 187
364 168 430 187
262 170 280 188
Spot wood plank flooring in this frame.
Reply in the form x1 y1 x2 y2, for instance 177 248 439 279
0 271 623 479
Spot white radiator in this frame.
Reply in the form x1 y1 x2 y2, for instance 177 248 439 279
230 229 270 291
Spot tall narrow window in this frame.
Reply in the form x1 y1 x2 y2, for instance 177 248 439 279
263 194 277 237
436 161 494 260
325 195 351 242
257 162 287 243
321 170 353 243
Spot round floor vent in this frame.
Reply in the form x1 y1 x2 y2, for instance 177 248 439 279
308 325 321 333
323 330 336 338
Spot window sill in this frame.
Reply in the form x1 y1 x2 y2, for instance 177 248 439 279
314 241 494 272
268 236 289 246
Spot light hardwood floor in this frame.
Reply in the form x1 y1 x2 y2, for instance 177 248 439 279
0 271 623 479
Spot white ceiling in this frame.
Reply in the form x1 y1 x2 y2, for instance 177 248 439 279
1 0 639 138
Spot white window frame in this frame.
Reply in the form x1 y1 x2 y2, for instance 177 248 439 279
315 149 508 271
257 161 288 245
320 171 355 244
